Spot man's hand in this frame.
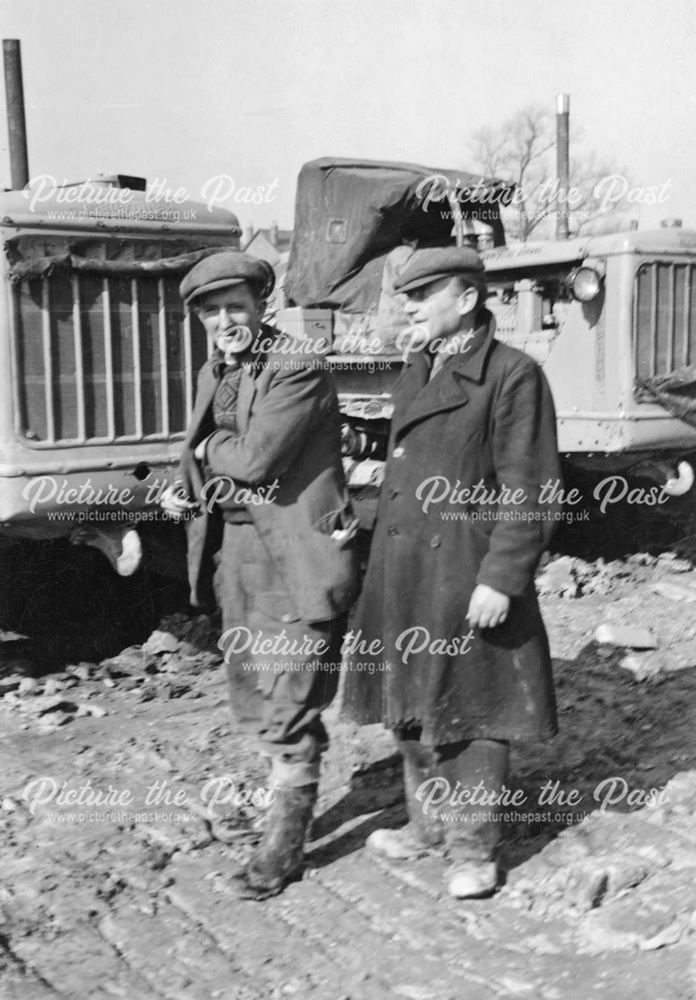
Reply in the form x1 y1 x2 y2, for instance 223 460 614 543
160 484 199 521
466 584 510 629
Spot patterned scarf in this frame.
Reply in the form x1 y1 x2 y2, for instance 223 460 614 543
212 364 244 432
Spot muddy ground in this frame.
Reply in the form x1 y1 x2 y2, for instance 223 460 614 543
1 511 696 999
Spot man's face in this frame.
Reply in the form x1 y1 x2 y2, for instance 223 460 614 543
402 275 478 347
195 282 265 357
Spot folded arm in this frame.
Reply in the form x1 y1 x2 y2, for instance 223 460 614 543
203 363 326 484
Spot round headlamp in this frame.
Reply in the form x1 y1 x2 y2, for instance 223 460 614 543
566 266 603 302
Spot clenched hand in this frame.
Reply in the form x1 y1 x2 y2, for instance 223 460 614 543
466 584 510 630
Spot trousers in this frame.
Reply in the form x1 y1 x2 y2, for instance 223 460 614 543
396 727 510 862
218 523 345 786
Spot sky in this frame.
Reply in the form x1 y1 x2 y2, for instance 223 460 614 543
1 0 695 232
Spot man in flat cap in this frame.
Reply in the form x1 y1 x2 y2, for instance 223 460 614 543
343 245 561 899
163 251 358 898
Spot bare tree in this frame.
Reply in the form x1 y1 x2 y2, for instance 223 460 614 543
468 104 634 242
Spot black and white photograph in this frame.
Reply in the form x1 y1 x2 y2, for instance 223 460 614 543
1 1 696 997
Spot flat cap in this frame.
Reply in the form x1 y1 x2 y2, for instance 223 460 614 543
179 251 275 305
393 246 485 295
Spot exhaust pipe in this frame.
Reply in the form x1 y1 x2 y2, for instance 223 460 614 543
3 39 29 189
555 92 570 241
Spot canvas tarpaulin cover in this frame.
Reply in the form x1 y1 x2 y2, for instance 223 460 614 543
5 237 230 280
285 158 511 314
637 366 696 429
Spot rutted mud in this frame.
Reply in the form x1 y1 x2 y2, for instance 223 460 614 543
1 521 696 998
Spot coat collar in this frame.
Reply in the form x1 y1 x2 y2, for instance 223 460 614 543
192 322 281 438
428 308 497 384
393 310 497 440
210 321 279 379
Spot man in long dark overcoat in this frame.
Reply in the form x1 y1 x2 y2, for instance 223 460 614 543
343 246 561 898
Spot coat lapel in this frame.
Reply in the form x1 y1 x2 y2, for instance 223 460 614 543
393 363 470 440
236 368 258 432
191 322 281 437
393 311 497 440
184 360 218 449
236 321 279 431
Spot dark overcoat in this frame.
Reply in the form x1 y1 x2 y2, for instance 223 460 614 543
174 324 359 623
342 312 561 744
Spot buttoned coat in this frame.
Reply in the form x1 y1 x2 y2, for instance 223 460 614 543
342 311 561 744
175 325 359 623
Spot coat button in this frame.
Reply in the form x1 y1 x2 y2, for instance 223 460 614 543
393 446 405 458
430 534 441 548
388 527 399 536
390 488 399 499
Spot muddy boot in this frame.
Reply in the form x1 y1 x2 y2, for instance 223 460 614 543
437 739 509 899
366 739 443 860
234 782 318 901
447 860 499 899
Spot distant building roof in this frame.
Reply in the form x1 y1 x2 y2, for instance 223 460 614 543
242 225 293 265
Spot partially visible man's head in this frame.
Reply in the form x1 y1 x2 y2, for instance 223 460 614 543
179 252 275 357
394 246 487 347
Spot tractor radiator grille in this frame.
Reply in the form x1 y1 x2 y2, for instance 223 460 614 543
13 273 208 444
634 261 696 380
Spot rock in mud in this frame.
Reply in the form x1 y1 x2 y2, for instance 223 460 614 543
594 624 658 649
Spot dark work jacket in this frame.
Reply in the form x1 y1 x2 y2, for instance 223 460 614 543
342 311 561 744
175 324 359 623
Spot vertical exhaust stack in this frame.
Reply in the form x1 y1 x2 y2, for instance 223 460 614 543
555 92 570 241
3 39 30 189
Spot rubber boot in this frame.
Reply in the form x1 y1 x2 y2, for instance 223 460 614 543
366 739 444 860
234 782 318 900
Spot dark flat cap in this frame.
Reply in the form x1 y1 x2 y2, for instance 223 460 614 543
393 246 485 295
179 251 275 304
